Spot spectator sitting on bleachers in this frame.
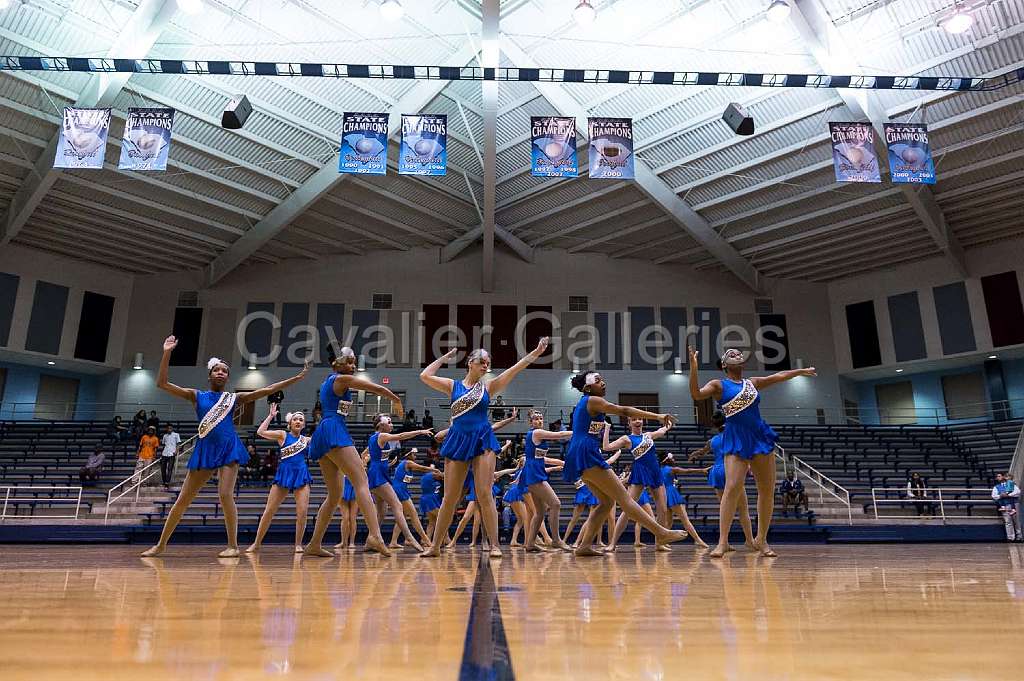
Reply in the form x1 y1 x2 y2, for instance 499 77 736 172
106 416 128 443
243 444 262 483
907 472 935 516
404 409 417 428
422 409 434 429
779 472 808 518
131 410 148 442
134 426 160 486
146 410 160 432
79 445 106 485
992 472 1022 542
260 448 279 485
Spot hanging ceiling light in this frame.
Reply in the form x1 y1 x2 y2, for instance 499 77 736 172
0 0 12 11
766 0 791 23
573 0 596 26
176 0 203 15
379 0 404 22
941 4 974 34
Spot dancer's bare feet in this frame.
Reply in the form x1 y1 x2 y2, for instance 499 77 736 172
420 546 441 558
510 540 522 548
708 544 729 558
754 541 777 557
388 542 402 549
489 547 503 559
656 544 672 552
304 545 334 557
244 544 259 554
140 545 165 557
406 539 425 553
364 537 392 556
726 545 737 553
654 529 688 549
294 545 304 554
574 545 604 557
218 547 240 558
333 541 347 550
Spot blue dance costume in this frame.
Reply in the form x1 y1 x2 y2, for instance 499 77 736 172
465 474 477 502
342 477 356 502
638 489 652 506
661 465 684 507
717 378 778 459
309 372 354 461
521 430 551 486
367 432 399 490
573 478 599 506
392 459 414 503
273 433 312 491
562 396 610 482
626 433 663 488
419 471 442 515
708 433 726 490
188 390 249 470
439 381 500 461
503 468 527 503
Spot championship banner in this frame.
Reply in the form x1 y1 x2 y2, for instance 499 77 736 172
118 107 174 171
828 122 881 183
530 116 577 178
884 123 936 184
339 112 388 175
54 107 110 169
588 117 634 180
398 114 446 176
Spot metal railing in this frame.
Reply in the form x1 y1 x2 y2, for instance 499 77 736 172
1 485 83 520
102 433 198 523
777 447 854 525
869 487 997 522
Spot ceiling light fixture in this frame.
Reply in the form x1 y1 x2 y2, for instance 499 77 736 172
380 0 404 22
766 0 791 23
895 368 904 373
176 0 203 15
248 354 257 371
47 360 55 365
573 0 596 26
988 354 998 359
941 4 974 34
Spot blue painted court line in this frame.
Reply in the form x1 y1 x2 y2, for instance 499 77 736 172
458 556 515 681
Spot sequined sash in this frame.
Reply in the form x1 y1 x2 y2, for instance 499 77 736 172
450 382 484 421
587 421 604 436
279 435 310 460
631 435 654 459
336 400 352 417
573 479 585 490
198 392 235 439
403 474 414 484
534 447 549 459
721 379 758 418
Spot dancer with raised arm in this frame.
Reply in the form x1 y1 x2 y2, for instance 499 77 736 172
522 410 574 552
690 411 754 551
304 347 405 557
246 405 312 554
562 449 621 546
420 340 549 558
603 416 677 551
141 336 310 557
364 414 433 551
563 371 688 557
388 448 439 549
658 451 708 547
689 346 816 557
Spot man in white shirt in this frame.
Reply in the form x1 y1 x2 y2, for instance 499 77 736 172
160 424 181 488
992 472 1022 542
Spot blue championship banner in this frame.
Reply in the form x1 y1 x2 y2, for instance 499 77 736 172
398 114 447 176
339 112 388 175
588 117 634 180
828 122 881 183
54 107 111 169
118 107 174 171
531 116 577 178
884 122 936 184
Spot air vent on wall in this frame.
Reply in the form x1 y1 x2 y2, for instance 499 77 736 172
372 293 393 310
754 297 773 314
568 296 589 312
177 291 199 307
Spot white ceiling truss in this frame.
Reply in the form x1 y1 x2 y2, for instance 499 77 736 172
0 0 1018 288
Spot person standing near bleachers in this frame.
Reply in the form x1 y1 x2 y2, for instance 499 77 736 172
992 472 1022 542
141 335 311 558
159 423 181 488
689 346 817 558
135 426 160 486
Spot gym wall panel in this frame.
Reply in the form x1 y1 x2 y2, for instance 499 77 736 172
315 303 345 366
242 302 275 367
170 307 203 367
350 309 380 365
596 312 623 370
660 307 687 371
845 301 882 369
25 281 69 355
693 307 721 370
0 272 20 347
73 291 115 363
981 271 1024 348
277 302 310 367
524 305 552 369
455 304 484 368
203 308 239 366
887 292 927 362
759 313 791 370
421 304 450 367
932 282 976 355
490 305 518 369
628 306 656 369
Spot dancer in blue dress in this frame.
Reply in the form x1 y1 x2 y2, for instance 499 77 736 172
246 405 313 554
142 335 310 557
419 339 549 558
689 411 754 551
418 464 445 542
603 416 675 551
564 371 687 557
387 448 442 549
562 450 621 547
304 346 406 557
334 474 359 550
363 415 433 552
521 410 574 552
689 346 816 557
446 441 518 549
657 451 709 547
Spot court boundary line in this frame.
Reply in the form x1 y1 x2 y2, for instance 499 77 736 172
458 555 515 681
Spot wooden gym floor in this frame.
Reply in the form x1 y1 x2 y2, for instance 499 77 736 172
0 543 1021 680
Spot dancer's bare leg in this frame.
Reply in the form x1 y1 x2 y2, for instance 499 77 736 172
293 485 310 551
448 500 477 548
216 464 241 557
562 504 585 544
672 503 707 547
141 468 215 556
472 452 502 558
574 487 614 557
423 460 469 557
305 456 343 557
580 468 686 550
402 499 432 545
749 454 778 557
609 484 644 549
716 488 754 549
373 485 423 552
710 456 749 558
247 485 288 552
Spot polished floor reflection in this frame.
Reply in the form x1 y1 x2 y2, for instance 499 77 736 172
0 544 1022 680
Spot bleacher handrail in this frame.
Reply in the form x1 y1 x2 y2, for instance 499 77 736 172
102 432 198 523
869 486 997 523
0 485 83 520
778 448 853 525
